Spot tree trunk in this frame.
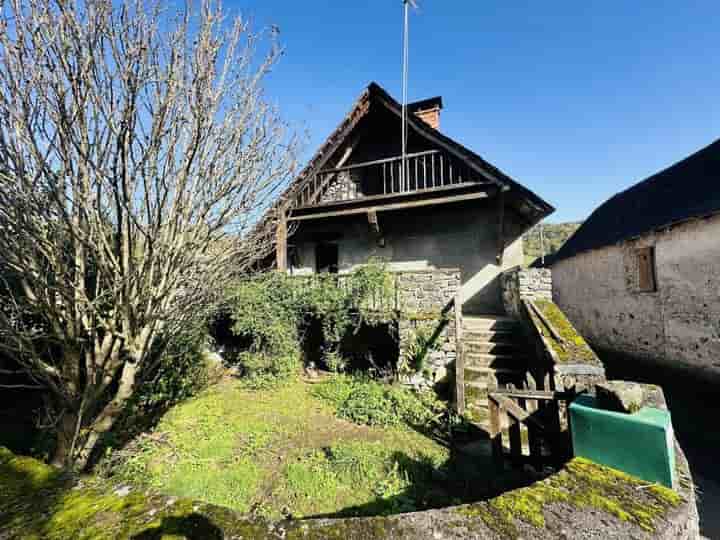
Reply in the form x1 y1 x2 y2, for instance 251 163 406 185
75 359 139 471
50 410 80 468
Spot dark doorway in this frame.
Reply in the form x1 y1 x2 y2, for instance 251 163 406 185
316 243 338 274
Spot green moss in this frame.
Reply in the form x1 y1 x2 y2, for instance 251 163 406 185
532 300 600 365
0 444 688 539
401 310 448 322
463 406 488 424
455 457 684 539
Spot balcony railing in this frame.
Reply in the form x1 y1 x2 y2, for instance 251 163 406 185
294 149 481 208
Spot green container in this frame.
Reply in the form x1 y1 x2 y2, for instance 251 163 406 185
569 395 675 488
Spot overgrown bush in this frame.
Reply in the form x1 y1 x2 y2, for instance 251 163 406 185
312 375 443 429
223 260 396 383
103 322 217 454
397 324 443 379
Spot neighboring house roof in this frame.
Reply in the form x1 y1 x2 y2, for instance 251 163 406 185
552 138 720 264
268 81 554 224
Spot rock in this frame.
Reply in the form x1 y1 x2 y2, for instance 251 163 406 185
113 485 131 497
596 381 644 413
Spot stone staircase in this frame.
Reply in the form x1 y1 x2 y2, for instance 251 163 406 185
462 315 533 426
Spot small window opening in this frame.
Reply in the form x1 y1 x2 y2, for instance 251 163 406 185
637 246 657 292
316 243 338 274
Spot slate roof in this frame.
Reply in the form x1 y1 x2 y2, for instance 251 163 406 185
552 138 720 263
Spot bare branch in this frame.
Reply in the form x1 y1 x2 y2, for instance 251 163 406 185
0 0 297 468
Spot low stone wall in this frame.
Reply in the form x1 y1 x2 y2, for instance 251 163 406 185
395 269 460 390
501 266 552 319
1 413 699 540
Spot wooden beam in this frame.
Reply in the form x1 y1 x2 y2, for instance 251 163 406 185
454 292 465 415
276 213 288 272
296 181 492 211
288 191 492 222
492 394 549 433
490 388 574 401
496 188 506 264
375 94 505 188
320 149 439 174
367 209 384 247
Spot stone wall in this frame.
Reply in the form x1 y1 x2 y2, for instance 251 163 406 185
501 266 553 318
319 170 362 203
0 432 699 539
551 213 720 380
395 269 460 390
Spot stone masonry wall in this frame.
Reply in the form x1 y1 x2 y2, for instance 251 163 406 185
501 266 553 319
551 213 720 380
319 170 362 203
395 269 460 390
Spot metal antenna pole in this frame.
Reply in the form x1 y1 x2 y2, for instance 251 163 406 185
401 0 417 192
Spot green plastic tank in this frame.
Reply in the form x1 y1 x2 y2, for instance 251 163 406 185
569 394 675 488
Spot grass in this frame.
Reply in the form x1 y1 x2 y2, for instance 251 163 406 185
105 376 469 520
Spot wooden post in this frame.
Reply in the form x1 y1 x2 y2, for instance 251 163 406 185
454 292 465 414
527 398 543 468
509 415 522 466
496 189 506 265
276 212 287 272
489 395 503 467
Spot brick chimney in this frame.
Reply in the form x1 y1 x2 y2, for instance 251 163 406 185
408 96 443 130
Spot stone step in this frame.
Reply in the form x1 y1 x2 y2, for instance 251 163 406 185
463 316 519 332
464 366 526 383
463 329 518 343
464 341 528 355
465 352 530 368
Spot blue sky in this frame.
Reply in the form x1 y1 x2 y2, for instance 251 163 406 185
226 1 719 222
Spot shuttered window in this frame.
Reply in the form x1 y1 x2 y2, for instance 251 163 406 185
637 246 657 292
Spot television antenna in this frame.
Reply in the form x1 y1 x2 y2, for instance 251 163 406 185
401 0 418 191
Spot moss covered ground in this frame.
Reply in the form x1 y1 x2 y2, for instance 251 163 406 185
99 377 493 521
456 456 683 538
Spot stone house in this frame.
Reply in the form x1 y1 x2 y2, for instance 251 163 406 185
271 82 554 315
550 138 720 380
264 82 554 394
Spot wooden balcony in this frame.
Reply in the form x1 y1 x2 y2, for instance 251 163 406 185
293 149 494 211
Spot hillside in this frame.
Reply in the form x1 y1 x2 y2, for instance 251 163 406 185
523 222 582 266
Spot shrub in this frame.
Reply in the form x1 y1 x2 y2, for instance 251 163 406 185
223 260 396 378
134 330 213 410
312 375 442 429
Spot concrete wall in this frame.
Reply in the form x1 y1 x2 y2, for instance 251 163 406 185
552 213 720 378
289 200 525 314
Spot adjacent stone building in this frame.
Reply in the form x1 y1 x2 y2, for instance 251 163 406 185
550 138 720 380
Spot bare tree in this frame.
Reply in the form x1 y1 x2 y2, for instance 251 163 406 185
0 0 297 468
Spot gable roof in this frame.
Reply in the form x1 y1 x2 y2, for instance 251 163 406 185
552 138 720 263
273 82 554 223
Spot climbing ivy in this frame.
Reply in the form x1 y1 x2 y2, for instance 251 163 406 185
223 260 396 383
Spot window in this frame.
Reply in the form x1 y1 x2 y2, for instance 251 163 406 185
637 246 657 292
315 243 338 274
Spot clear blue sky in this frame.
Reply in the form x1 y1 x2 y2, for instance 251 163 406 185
227 1 719 222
